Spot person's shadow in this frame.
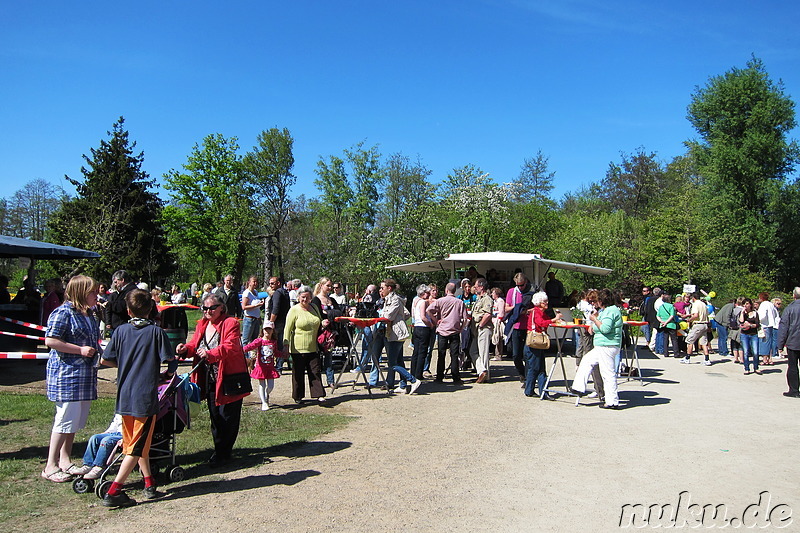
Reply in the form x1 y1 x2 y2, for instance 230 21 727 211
158 469 322 502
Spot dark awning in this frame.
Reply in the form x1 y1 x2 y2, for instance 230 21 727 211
0 235 101 259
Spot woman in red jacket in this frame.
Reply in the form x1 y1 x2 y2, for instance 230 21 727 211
524 291 562 399
176 293 250 467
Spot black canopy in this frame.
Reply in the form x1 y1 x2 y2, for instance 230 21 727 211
0 235 100 259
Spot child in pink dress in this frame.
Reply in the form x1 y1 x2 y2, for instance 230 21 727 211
243 321 282 410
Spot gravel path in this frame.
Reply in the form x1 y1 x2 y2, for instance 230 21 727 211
11 345 800 532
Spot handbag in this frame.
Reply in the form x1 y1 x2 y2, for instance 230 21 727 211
526 330 550 350
317 328 336 352
221 371 253 396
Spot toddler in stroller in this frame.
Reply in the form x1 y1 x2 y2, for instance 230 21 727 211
81 414 122 480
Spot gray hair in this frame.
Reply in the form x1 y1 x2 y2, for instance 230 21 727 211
203 292 226 313
291 279 302 289
474 278 488 289
416 284 431 297
297 285 313 297
653 287 662 297
531 291 549 306
112 270 131 283
794 287 800 299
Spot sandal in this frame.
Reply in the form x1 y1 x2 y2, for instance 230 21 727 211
754 370 763 375
41 468 73 483
64 464 91 476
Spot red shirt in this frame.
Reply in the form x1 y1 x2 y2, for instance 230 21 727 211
528 306 554 332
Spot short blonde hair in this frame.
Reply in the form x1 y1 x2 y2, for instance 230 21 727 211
65 275 99 314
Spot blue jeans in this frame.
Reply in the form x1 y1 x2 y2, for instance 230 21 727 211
741 334 760 371
386 340 414 389
411 326 431 380
655 330 665 354
360 326 373 366
715 324 729 356
241 316 260 346
82 432 122 467
322 350 335 385
523 345 547 396
641 323 651 344
425 328 435 372
363 326 385 386
510 328 526 377
758 327 776 357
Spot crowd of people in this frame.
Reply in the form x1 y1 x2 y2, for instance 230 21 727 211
30 267 800 509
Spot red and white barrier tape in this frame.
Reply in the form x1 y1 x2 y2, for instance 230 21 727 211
0 330 45 341
0 352 49 360
0 315 47 331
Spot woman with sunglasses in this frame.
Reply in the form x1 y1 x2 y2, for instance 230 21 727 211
176 293 250 467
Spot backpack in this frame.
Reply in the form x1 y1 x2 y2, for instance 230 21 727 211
729 308 740 330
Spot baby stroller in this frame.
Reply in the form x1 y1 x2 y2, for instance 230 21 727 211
72 371 198 498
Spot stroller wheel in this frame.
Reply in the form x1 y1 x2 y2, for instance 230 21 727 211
72 477 94 494
96 480 113 499
167 466 185 483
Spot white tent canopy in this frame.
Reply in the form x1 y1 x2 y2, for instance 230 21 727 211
387 252 611 289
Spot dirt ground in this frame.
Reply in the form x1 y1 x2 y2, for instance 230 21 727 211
4 340 800 532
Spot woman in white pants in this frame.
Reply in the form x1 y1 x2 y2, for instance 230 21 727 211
571 288 623 409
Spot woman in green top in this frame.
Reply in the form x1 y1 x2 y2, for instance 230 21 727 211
571 288 623 409
656 292 680 358
284 286 326 403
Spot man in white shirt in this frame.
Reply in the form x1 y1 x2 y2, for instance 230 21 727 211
331 283 347 306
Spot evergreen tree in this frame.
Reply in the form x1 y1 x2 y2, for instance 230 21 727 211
48 117 174 283
510 150 555 204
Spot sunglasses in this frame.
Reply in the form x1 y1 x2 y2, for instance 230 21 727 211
201 304 222 312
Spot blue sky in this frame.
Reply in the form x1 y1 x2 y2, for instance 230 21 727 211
1 0 799 203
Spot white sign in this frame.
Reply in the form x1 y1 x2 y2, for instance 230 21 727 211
683 284 696 294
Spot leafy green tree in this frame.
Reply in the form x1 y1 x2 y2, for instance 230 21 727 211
687 56 799 277
376 153 446 265
439 165 510 252
306 143 384 285
48 117 174 282
243 127 297 281
632 154 712 290
163 134 255 284
5 179 64 241
596 148 665 218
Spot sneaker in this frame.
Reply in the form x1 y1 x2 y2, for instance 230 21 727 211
261 403 270 411
680 357 690 364
83 466 104 480
702 360 712 366
394 385 408 394
587 392 599 399
142 485 165 500
409 380 422 395
102 490 137 508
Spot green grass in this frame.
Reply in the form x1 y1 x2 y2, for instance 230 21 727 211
0 393 349 529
